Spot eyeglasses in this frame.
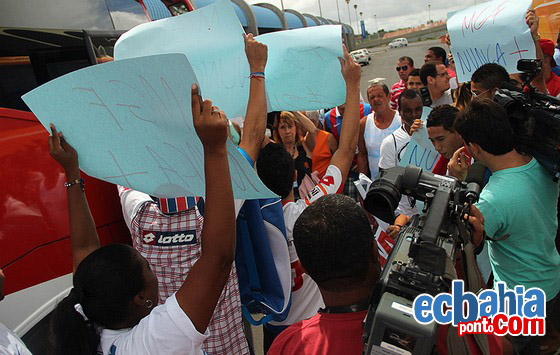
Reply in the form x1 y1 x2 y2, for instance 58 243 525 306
471 87 493 97
396 65 409 72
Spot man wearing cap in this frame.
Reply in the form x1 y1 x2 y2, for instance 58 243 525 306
540 38 560 97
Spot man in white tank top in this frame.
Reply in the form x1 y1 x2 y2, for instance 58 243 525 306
358 82 402 179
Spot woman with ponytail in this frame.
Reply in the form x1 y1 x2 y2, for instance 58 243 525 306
48 83 236 354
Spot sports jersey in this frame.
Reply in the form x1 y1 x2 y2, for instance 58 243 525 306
98 293 208 355
118 187 248 355
389 79 406 110
324 103 372 142
269 165 344 328
364 111 402 179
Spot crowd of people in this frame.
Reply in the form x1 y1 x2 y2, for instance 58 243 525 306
2 6 560 355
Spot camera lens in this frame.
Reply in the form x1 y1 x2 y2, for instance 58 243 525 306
364 178 402 224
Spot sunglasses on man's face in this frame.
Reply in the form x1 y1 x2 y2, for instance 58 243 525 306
396 65 408 72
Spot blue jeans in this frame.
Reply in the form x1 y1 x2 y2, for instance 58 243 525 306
510 290 560 354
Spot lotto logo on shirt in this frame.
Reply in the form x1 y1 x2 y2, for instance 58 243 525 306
412 280 546 337
142 230 197 246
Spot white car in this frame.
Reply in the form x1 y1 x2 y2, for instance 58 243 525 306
389 38 409 48
350 49 370 65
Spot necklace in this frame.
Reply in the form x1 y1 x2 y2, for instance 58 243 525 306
289 145 297 158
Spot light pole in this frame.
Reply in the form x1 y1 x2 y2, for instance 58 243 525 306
318 0 323 17
345 0 352 29
354 4 359 33
360 11 366 38
428 4 431 23
374 14 379 39
335 0 341 23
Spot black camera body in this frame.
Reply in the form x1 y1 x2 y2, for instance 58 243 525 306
362 166 480 355
495 59 560 180
494 92 560 180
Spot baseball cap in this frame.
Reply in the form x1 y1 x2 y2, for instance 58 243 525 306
540 38 557 66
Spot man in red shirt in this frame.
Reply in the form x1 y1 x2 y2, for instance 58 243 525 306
267 194 382 355
541 38 560 97
390 56 415 110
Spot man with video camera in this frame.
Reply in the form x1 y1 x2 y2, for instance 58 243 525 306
454 98 560 354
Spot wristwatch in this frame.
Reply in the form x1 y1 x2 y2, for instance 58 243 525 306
65 178 85 192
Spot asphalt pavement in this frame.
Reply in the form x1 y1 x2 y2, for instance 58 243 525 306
359 38 444 99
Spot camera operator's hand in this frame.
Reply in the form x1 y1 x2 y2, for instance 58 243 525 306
447 147 470 181
387 225 400 238
466 205 485 248
387 214 410 238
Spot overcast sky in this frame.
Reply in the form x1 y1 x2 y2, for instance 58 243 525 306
246 0 491 33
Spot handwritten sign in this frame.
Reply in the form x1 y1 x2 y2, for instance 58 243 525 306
448 0 536 83
257 25 345 110
114 0 250 118
22 54 276 199
114 0 345 117
399 107 440 171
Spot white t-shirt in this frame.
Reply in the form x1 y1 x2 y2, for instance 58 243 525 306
364 111 402 180
431 89 453 108
269 164 344 327
0 323 32 355
98 293 208 355
378 127 418 217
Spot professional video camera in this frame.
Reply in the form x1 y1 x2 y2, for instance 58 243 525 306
494 59 560 180
362 165 480 355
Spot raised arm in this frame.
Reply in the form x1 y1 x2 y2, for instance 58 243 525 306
527 10 549 95
48 124 100 272
329 46 362 182
294 111 318 152
239 33 268 163
176 85 236 334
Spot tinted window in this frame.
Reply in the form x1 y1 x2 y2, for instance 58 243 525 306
0 0 114 30
0 61 37 111
106 0 150 30
0 0 148 31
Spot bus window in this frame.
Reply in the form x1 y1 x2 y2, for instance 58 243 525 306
0 58 36 111
0 0 115 31
105 0 150 30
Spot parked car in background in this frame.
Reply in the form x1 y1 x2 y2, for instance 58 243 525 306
388 38 409 48
350 49 370 65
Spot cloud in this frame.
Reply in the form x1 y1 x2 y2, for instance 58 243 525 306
245 0 491 32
